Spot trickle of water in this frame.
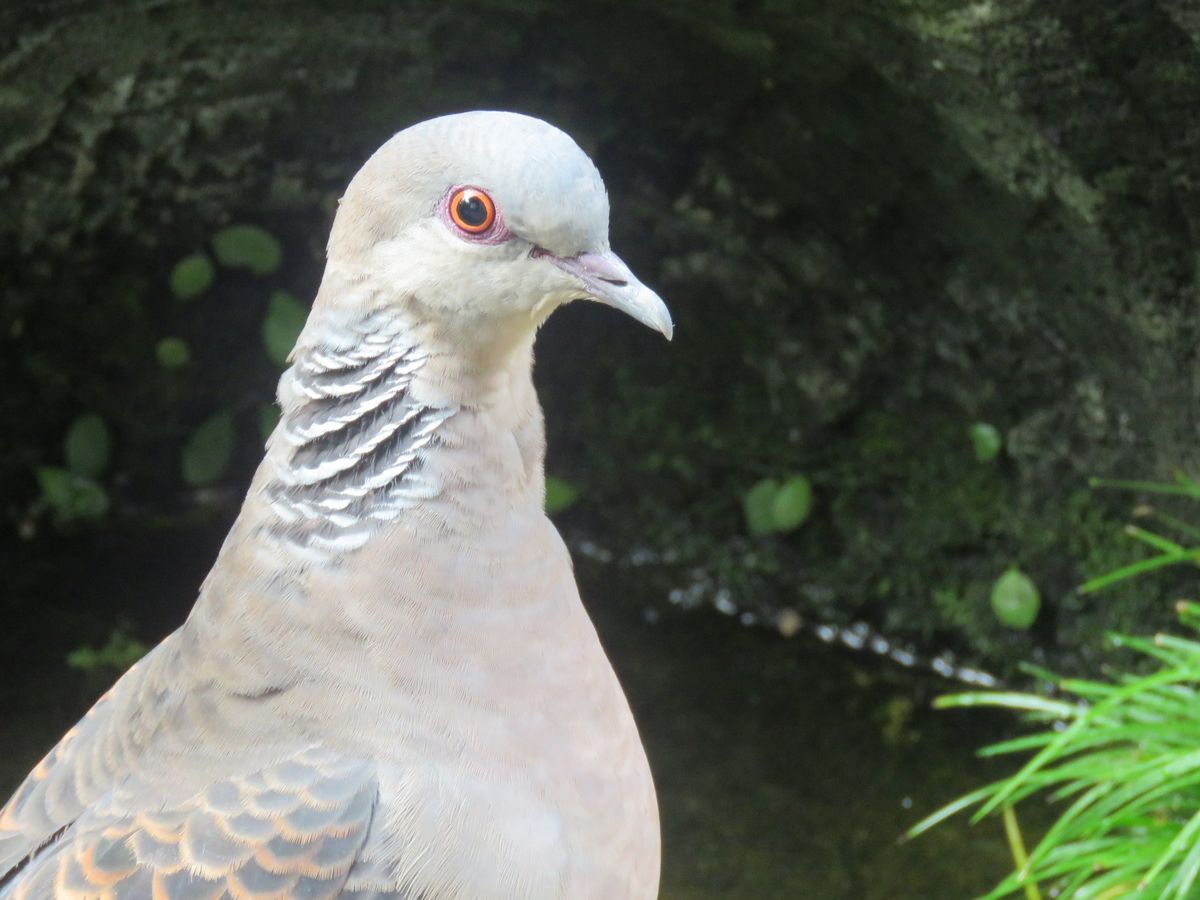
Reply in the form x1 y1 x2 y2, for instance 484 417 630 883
569 532 1002 689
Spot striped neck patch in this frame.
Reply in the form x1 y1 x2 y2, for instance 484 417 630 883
261 311 455 558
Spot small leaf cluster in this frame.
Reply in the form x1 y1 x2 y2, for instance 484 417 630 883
165 225 300 488
67 626 150 674
742 474 812 536
35 414 113 522
31 224 307 524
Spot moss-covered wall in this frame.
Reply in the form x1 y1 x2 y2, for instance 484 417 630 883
3 0 1199 675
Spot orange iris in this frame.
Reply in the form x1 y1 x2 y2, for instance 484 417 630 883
449 188 496 234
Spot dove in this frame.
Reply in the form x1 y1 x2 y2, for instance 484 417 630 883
0 110 671 899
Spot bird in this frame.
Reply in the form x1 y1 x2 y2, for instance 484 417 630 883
0 110 672 899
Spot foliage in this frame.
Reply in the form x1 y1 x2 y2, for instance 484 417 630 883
181 410 236 487
33 415 113 522
914 477 1200 897
155 336 191 369
544 475 580 515
211 225 282 275
261 291 309 366
772 476 814 532
20 221 301 530
989 568 1040 630
67 627 149 674
969 423 1003 463
742 475 813 536
168 253 215 300
7 0 1200 675
1076 475 1200 595
63 414 111 480
35 466 109 522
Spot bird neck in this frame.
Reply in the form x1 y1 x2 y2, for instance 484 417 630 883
251 303 546 561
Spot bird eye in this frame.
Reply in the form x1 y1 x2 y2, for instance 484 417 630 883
448 187 496 235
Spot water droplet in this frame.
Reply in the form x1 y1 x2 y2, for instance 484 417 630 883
890 648 916 667
840 628 866 650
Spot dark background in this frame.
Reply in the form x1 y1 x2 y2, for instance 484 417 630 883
2 1 1198 896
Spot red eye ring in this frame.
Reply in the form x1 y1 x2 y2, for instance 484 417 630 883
449 187 496 234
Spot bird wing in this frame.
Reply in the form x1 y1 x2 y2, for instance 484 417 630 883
0 627 391 899
0 641 175 878
1 743 380 899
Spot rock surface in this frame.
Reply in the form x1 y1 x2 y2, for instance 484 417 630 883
4 0 1199 674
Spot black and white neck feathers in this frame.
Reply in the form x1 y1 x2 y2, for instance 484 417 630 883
259 310 455 558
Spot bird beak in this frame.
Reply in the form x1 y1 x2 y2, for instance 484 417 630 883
540 250 674 340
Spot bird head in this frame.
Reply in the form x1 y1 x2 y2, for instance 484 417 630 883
322 111 673 359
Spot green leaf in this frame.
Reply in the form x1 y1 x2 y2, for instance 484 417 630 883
544 475 580 514
64 413 111 478
261 290 308 366
772 475 812 532
181 410 235 486
258 402 281 442
743 478 780 536
168 252 215 299
212 224 282 275
990 566 1041 630
36 466 75 510
969 422 1003 462
36 466 109 521
155 336 191 369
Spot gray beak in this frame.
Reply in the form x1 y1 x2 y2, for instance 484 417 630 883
542 250 674 340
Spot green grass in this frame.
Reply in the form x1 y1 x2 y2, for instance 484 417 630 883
912 475 1200 899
